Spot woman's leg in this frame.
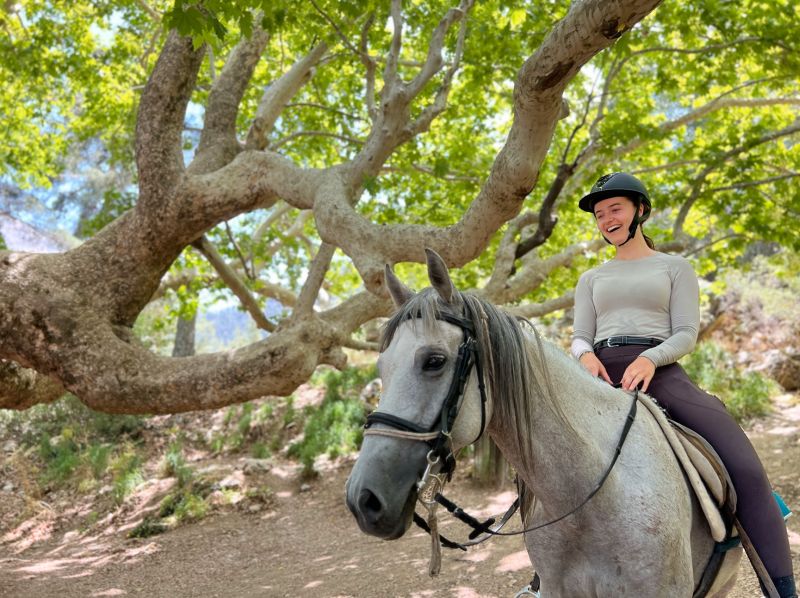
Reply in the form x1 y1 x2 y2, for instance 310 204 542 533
597 346 795 590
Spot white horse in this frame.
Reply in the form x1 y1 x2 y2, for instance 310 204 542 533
345 249 741 597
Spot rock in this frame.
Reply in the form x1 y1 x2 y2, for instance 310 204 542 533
242 459 272 474
3 440 17 453
218 472 245 489
360 378 382 410
2 482 14 492
759 350 800 391
299 483 311 493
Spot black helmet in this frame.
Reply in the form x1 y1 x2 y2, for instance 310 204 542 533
579 172 653 246
579 172 651 217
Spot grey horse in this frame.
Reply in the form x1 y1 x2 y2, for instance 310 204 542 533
346 249 740 597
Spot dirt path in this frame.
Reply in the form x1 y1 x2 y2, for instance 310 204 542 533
2 394 798 598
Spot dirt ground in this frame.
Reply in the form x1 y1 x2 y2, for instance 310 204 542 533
1 394 798 598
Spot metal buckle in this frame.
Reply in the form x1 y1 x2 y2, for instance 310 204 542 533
417 451 445 506
606 337 621 348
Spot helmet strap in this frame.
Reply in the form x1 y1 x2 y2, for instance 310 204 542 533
618 198 642 247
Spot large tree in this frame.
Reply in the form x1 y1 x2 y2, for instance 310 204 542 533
1 0 798 412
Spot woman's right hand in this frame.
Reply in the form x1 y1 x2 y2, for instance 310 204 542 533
579 352 613 385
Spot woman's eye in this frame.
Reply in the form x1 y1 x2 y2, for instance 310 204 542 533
423 354 446 371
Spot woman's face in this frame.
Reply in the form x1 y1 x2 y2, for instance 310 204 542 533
592 196 642 245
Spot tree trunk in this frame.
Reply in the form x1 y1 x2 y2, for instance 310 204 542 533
472 435 508 488
172 312 197 357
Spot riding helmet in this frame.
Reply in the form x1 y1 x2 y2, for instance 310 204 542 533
579 172 652 246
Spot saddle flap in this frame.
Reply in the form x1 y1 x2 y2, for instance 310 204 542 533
636 394 732 542
670 420 737 514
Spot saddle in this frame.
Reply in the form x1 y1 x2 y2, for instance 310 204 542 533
637 394 736 539
637 394 743 598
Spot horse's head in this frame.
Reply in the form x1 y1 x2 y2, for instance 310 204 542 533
345 249 491 539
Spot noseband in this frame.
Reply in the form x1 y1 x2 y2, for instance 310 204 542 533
363 311 488 478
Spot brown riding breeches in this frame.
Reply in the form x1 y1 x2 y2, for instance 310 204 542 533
597 345 793 579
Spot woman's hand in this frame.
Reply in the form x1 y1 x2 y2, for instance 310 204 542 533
621 356 656 392
579 352 612 385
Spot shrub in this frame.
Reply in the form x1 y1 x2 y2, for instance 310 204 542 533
680 341 777 422
288 365 376 475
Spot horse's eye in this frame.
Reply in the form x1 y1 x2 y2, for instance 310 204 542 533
423 354 446 371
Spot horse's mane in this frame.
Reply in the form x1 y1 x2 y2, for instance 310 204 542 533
380 288 576 477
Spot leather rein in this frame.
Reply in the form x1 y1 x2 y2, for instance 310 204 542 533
362 310 639 552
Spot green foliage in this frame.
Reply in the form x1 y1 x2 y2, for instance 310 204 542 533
161 440 194 486
680 341 778 422
288 365 375 475
0 232 6 250
110 447 144 504
0 395 145 490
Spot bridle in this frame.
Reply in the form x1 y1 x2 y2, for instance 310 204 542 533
361 308 639 565
363 311 488 478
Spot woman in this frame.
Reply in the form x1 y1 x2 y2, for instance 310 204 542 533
571 172 796 597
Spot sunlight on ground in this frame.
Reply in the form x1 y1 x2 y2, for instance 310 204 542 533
788 529 800 547
495 550 532 573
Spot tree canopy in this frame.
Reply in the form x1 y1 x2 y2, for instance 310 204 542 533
1 0 798 413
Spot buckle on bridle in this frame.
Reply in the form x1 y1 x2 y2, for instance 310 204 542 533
418 451 445 506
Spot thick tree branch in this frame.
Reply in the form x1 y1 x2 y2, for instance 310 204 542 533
321 291 392 333
410 0 472 134
135 31 205 209
245 42 328 151
190 28 270 174
192 236 276 332
507 293 576 319
0 359 65 410
359 13 378 122
383 0 403 86
406 0 472 98
293 243 335 316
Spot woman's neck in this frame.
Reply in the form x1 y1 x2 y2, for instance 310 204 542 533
613 229 656 261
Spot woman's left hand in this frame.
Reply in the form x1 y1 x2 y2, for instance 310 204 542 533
620 356 656 392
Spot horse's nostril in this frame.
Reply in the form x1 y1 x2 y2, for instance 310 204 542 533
358 489 384 522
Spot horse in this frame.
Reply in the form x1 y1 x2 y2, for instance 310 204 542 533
345 249 741 597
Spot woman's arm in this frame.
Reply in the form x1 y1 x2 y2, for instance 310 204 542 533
572 271 612 384
640 258 700 367
571 272 597 358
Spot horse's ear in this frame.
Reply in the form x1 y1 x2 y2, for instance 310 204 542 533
425 248 455 304
384 264 415 308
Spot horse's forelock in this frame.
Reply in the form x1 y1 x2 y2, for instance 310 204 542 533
379 288 463 352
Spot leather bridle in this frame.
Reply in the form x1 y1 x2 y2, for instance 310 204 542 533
362 309 639 552
363 311 488 478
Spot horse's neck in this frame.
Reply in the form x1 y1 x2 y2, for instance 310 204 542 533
488 342 631 514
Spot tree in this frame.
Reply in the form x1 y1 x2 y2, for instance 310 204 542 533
1 0 798 413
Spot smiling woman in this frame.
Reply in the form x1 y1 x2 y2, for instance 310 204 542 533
571 172 797 598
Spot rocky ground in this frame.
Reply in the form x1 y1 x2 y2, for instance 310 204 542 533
1 391 798 598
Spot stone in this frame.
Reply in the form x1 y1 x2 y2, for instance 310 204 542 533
760 350 800 391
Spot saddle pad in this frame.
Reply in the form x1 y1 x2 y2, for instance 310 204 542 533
671 420 737 513
635 394 730 542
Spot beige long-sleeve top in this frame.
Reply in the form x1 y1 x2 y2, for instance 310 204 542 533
572 252 700 367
